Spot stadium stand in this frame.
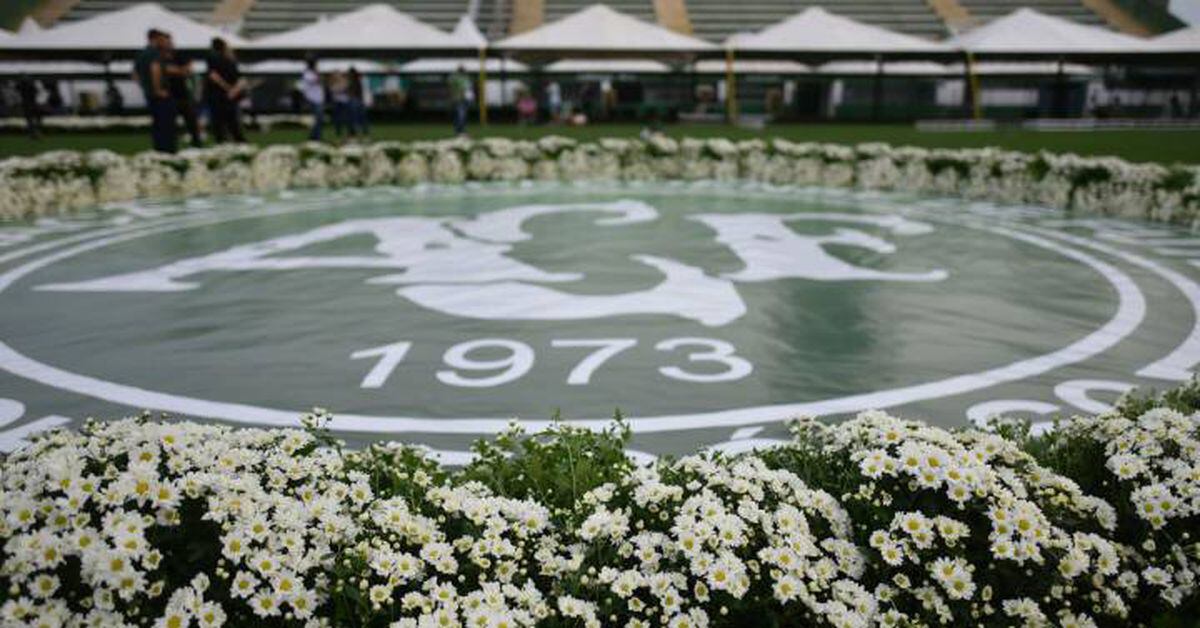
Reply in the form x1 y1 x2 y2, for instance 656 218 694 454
241 0 471 36
543 0 655 24
956 0 1107 27
35 0 1165 41
682 0 950 41
57 0 218 23
478 0 512 37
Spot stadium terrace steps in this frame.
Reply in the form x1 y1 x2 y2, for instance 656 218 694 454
39 0 1131 41
478 0 513 37
543 0 656 23
241 0 472 36
683 0 949 41
57 0 219 23
956 0 1107 28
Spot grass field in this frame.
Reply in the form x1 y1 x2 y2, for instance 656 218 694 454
3 122 1200 164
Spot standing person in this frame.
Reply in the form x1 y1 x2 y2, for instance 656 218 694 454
134 28 176 153
43 80 63 114
545 80 562 123
16 75 41 139
162 34 201 147
328 71 350 140
105 80 124 116
299 57 324 141
204 37 246 143
448 65 470 136
347 66 369 138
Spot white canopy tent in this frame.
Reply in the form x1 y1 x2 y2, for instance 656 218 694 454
493 4 715 57
243 59 388 75
544 59 671 74
1153 25 1200 51
728 8 951 59
399 16 520 72
402 57 527 73
245 4 471 56
946 8 1146 57
694 59 809 74
450 15 487 49
0 17 44 40
1 3 245 54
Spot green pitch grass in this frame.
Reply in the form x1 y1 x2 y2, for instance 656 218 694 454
2 123 1199 165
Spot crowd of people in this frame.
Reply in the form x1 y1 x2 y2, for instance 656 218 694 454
298 59 371 142
134 28 248 152
14 28 591 152
0 76 66 138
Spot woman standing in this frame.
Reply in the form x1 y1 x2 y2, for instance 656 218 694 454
328 71 350 140
204 37 247 143
347 66 368 138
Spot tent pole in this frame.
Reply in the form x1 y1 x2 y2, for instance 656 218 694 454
478 47 488 126
871 54 883 121
725 47 737 123
965 51 981 120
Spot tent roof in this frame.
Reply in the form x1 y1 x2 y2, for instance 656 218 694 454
0 60 134 75
817 60 947 75
494 4 715 53
544 58 671 73
693 59 809 74
248 4 466 51
244 58 389 74
402 57 529 73
2 3 244 51
947 8 1145 54
730 8 948 54
1153 25 1200 50
451 15 487 48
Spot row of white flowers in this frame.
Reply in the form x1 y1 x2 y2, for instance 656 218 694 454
2 381 1198 627
2 136 1198 226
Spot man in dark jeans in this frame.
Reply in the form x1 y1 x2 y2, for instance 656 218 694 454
163 34 201 147
134 28 177 153
204 37 246 143
16 75 40 139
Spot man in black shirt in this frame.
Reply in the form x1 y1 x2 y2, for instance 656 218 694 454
204 37 246 143
133 28 177 153
163 34 201 147
16 75 40 139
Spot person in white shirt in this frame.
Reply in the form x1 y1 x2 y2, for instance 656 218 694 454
546 81 562 122
299 57 325 141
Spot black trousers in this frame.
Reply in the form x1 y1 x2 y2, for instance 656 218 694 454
208 97 245 144
21 104 41 138
175 97 202 147
148 97 178 154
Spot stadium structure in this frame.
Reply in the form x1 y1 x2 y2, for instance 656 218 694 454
0 0 1194 122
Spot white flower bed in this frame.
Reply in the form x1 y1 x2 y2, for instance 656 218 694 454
2 136 1198 226
2 380 1199 627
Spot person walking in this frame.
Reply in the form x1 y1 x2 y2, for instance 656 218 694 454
204 37 246 143
448 65 470 136
134 28 177 153
162 34 201 147
347 66 369 138
16 75 41 139
299 57 324 141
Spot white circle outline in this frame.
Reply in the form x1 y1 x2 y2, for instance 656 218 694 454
0 188 1147 434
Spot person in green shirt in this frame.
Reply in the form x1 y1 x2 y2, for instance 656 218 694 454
448 66 471 136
